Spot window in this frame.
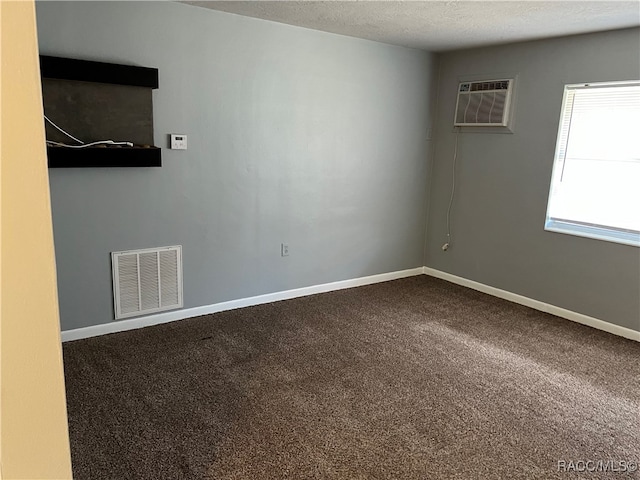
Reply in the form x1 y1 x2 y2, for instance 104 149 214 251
545 81 640 247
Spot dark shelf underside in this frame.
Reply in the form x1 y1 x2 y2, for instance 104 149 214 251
47 146 161 168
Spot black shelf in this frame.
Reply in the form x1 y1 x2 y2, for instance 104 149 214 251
40 55 161 168
47 146 161 168
40 55 158 88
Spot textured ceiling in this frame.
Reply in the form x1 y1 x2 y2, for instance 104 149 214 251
183 1 640 51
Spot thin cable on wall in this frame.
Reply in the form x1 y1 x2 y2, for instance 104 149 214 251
44 114 133 148
44 114 84 144
442 127 460 251
47 140 133 148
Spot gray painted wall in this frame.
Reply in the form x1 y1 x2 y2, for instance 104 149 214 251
36 2 435 331
426 28 640 331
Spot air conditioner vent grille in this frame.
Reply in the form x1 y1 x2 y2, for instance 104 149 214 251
460 80 510 92
112 245 182 320
455 78 513 127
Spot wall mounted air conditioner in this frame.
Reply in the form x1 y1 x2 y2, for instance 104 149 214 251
454 79 513 127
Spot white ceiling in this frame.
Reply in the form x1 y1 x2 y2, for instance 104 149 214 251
183 1 640 52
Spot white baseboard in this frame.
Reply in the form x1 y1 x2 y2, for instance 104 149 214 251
61 267 424 342
61 265 639 343
423 267 640 342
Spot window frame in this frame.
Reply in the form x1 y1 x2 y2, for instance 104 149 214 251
544 80 640 248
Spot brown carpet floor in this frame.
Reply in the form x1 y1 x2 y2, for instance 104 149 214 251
63 275 640 479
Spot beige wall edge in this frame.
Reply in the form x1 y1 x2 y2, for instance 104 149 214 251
1 1 73 478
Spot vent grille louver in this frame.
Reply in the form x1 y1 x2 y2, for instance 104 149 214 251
112 245 183 320
454 79 513 127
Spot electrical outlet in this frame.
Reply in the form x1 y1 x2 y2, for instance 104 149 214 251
281 243 289 257
170 134 188 150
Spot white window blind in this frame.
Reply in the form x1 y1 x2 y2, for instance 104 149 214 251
545 81 640 246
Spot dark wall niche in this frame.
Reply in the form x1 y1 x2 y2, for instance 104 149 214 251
40 55 161 168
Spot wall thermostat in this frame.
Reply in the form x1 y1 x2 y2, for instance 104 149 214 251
170 134 187 150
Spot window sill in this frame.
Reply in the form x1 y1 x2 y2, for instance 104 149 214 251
545 219 640 247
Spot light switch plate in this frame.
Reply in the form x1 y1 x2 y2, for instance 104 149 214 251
170 134 188 150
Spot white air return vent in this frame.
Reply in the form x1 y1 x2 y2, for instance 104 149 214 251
454 79 513 127
112 245 183 320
